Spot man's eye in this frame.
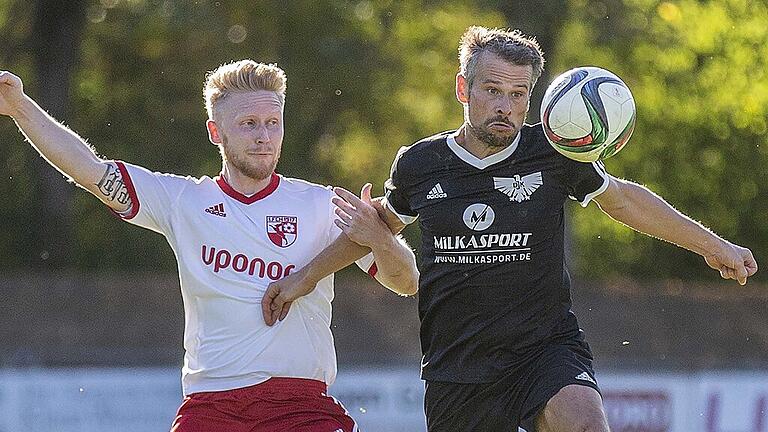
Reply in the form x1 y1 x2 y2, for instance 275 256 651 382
488 88 500 95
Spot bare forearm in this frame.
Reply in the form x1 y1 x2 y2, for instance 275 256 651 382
13 96 105 187
298 229 418 296
599 180 724 256
11 96 131 211
301 233 371 283
369 234 419 296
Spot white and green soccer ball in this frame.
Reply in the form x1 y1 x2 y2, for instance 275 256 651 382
541 66 636 162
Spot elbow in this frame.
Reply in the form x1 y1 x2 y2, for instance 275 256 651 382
398 279 419 297
397 263 419 296
378 269 419 297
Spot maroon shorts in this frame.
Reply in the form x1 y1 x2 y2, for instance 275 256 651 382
170 377 358 432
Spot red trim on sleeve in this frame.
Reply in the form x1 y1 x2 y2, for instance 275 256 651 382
215 173 280 204
367 262 378 278
111 161 140 220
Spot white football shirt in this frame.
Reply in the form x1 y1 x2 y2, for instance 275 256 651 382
113 161 376 395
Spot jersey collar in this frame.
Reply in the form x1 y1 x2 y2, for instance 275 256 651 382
446 129 520 170
216 172 280 204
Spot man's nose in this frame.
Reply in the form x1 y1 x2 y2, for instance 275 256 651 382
254 124 270 144
496 96 513 116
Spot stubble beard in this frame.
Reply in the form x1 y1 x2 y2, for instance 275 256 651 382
220 136 278 181
467 120 517 148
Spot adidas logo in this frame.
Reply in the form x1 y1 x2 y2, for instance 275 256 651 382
574 371 596 385
426 183 447 200
205 203 226 217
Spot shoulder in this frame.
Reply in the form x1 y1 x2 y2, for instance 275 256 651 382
519 123 573 164
401 130 454 156
118 161 204 189
521 123 612 177
393 130 455 169
277 175 334 198
520 123 553 153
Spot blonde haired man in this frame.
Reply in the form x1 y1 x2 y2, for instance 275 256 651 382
0 60 418 431
264 27 757 432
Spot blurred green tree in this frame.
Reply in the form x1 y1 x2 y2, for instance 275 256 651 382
552 0 767 281
0 0 505 270
0 0 88 268
0 0 764 284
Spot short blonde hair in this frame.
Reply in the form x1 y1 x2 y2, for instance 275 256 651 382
203 60 287 119
459 26 544 91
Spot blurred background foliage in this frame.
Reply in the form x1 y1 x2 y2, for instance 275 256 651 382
555 0 767 280
0 0 764 282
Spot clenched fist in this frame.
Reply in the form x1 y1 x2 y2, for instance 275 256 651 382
0 71 26 118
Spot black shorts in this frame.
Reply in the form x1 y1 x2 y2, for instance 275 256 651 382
424 339 600 432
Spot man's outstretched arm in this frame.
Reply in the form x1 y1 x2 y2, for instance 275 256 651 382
261 184 414 325
0 71 131 213
593 176 758 284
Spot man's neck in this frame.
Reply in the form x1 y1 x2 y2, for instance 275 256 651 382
221 165 273 196
455 124 510 159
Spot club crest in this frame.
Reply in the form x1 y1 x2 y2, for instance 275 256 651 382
494 172 543 202
266 216 298 248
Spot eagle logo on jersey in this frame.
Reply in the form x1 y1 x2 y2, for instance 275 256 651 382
266 216 298 248
493 172 543 203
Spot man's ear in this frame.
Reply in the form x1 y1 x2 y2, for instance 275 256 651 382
456 73 469 104
206 119 222 145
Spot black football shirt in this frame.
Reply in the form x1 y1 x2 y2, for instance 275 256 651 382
384 123 610 383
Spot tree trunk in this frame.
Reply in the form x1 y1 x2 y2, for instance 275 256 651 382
495 1 579 262
497 0 568 118
29 0 87 268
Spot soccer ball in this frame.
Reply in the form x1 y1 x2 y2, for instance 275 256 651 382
540 66 636 163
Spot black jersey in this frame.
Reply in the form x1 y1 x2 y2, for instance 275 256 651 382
384 123 609 383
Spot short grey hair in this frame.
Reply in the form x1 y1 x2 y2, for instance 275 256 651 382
459 26 545 91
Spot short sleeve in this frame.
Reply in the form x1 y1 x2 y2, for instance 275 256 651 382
564 159 610 207
112 161 191 235
383 146 418 225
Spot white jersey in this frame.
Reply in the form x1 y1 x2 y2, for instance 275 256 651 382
114 161 376 395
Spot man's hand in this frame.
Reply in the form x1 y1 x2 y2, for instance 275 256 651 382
0 71 26 117
332 183 392 247
371 196 406 234
704 241 758 285
261 269 319 326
